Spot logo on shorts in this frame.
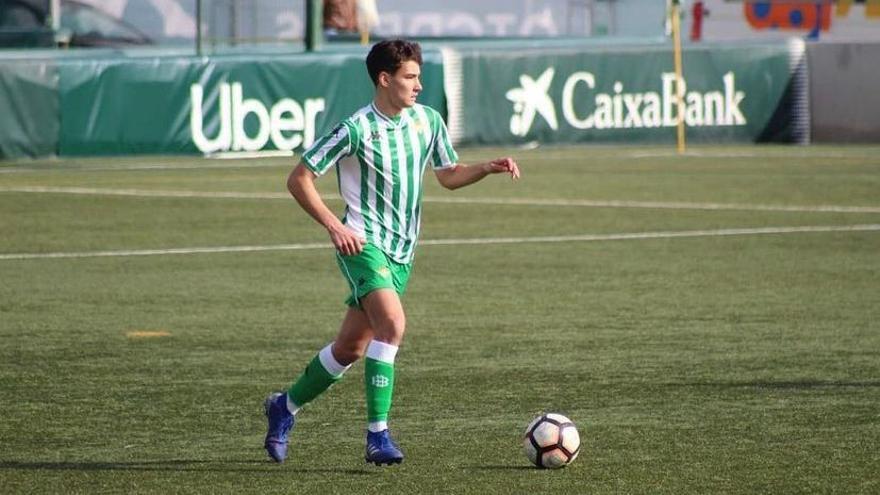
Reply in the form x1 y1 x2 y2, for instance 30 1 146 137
377 266 391 279
371 374 390 387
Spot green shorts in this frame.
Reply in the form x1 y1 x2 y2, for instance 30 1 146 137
335 243 412 308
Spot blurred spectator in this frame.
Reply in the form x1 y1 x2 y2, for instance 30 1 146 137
324 0 357 33
324 0 379 42
357 0 379 36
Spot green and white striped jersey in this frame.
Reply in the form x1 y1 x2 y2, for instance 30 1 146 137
302 102 459 264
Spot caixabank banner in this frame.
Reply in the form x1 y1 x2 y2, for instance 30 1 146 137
443 39 807 145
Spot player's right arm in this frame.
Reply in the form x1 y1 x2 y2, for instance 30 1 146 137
287 164 364 256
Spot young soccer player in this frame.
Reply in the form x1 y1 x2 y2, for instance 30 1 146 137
264 39 520 466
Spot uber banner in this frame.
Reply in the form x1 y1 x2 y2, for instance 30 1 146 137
57 50 446 156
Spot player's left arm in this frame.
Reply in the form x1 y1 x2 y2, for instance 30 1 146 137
434 157 521 190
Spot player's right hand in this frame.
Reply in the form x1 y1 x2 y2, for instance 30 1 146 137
328 225 365 256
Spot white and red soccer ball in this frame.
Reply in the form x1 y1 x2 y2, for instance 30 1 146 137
522 413 580 469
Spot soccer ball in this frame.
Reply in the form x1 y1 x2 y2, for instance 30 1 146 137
522 413 580 469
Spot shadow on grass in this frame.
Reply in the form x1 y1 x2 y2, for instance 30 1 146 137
466 465 535 471
0 460 373 475
667 380 880 390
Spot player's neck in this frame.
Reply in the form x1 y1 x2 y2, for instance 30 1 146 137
372 95 404 119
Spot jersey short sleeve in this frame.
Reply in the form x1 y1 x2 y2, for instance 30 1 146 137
428 109 459 170
301 122 354 176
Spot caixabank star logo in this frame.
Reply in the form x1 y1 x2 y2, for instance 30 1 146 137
505 68 559 137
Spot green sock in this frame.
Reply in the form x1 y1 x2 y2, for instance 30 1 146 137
288 353 343 408
365 357 395 422
364 340 399 424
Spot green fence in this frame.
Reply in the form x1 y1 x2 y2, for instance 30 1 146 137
0 57 59 158
0 47 445 159
0 39 806 160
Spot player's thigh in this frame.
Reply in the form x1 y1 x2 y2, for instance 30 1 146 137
360 288 406 344
335 244 396 307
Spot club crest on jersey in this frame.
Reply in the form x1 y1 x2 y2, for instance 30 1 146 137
367 130 382 141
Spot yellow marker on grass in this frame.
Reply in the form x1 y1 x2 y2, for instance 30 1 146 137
126 330 172 339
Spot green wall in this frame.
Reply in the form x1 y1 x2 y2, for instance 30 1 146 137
0 40 804 160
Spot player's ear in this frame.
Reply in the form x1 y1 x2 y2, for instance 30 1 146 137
378 71 391 88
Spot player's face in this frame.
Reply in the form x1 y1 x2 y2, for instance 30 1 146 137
384 60 422 110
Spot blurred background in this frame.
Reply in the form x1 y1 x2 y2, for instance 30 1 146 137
0 1 878 159
3 0 878 48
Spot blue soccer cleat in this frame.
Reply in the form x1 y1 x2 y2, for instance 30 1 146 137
365 429 404 466
263 392 295 463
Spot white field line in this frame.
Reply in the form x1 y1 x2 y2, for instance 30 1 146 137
1 147 877 173
1 224 878 261
0 160 288 174
0 186 291 199
625 150 880 159
0 243 328 260
420 196 880 214
2 186 880 214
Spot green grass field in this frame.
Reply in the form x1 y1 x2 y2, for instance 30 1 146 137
1 145 879 494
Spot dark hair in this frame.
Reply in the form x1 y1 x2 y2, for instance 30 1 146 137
366 39 422 85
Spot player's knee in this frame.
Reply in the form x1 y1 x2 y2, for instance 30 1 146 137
333 342 365 365
373 313 406 343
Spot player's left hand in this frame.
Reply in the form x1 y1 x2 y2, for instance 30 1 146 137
485 157 521 180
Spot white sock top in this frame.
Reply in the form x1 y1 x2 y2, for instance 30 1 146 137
319 343 352 377
365 340 399 364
